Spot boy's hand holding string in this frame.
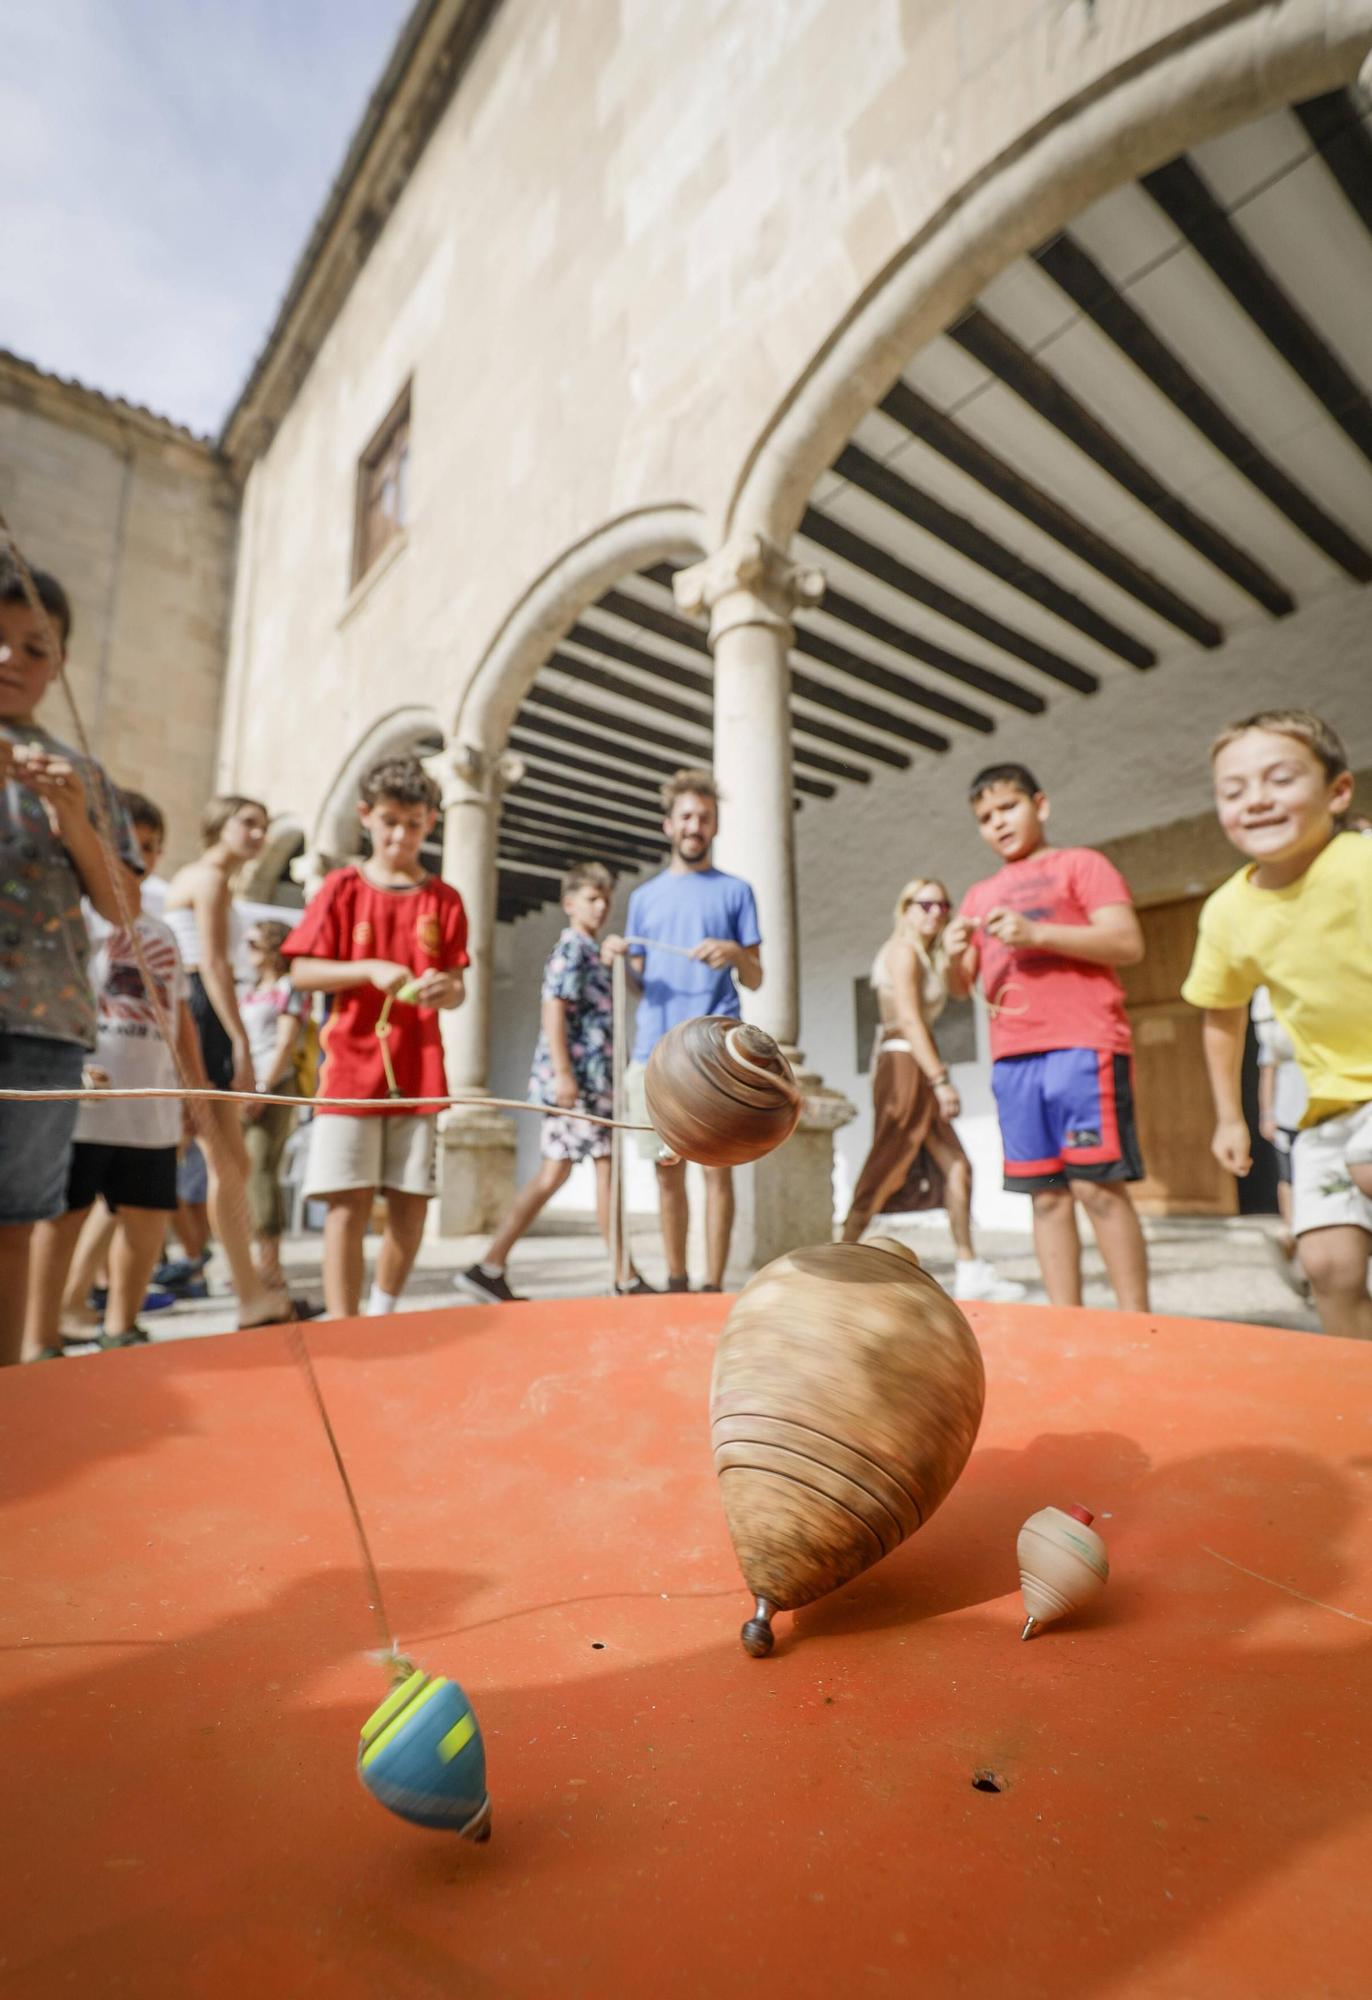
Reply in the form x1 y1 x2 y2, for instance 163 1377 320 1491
9 742 139 925
293 956 466 1010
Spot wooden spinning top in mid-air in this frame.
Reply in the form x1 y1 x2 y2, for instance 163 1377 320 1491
645 1016 802 1167
710 1238 985 1655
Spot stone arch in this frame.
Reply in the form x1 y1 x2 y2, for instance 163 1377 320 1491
237 811 306 905
307 704 445 877
726 2 1372 546
451 502 708 762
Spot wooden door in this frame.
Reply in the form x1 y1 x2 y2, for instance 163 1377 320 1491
1119 898 1237 1217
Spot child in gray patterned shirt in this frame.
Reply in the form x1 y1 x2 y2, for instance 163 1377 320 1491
0 558 141 1362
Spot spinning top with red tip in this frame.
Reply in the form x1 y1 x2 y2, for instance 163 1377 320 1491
1017 1504 1109 1640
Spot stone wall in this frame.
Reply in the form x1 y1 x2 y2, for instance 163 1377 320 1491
219 0 1293 823
0 354 236 869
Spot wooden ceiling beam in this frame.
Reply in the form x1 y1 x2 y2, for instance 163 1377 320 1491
1033 233 1372 583
1294 88 1372 236
516 774 664 827
502 804 664 862
881 376 1228 638
800 508 1088 697
835 442 1156 667
1143 153 1372 469
568 621 912 766
950 305 1295 616
508 725 669 799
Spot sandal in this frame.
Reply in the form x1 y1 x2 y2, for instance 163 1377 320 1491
98 1325 151 1349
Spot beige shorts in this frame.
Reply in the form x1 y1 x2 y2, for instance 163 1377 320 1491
303 1112 438 1200
1290 1100 1372 1239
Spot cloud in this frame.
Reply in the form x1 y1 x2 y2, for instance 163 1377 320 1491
0 0 415 435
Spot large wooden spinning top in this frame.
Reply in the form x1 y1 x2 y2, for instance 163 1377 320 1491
710 1238 985 1655
644 1016 802 1167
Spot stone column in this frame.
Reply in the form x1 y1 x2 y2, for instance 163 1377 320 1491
673 533 854 1266
424 739 526 1236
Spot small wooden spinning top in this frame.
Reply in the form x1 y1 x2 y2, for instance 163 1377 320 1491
1017 1504 1109 1640
645 1015 802 1168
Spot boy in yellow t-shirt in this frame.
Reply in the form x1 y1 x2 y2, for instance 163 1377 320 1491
1182 709 1372 1340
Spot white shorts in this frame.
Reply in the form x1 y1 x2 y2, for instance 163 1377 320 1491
303 1112 438 1200
1290 1100 1372 1239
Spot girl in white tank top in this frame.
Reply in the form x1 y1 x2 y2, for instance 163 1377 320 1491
843 875 1023 1304
162 794 309 1327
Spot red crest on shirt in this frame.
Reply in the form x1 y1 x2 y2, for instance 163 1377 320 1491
352 921 374 948
418 914 442 957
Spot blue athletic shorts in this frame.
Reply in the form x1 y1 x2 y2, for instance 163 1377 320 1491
991 1048 1144 1194
0 1033 84 1225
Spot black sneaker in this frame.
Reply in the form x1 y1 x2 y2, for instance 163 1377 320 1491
698 1284 723 1294
615 1275 659 1296
453 1265 523 1304
154 1254 209 1290
665 1275 690 1294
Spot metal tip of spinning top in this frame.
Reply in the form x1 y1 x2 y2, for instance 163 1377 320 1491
461 1795 493 1844
1020 1615 1038 1642
740 1597 776 1658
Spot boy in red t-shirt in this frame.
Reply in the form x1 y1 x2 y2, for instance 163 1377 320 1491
943 762 1150 1311
284 757 467 1318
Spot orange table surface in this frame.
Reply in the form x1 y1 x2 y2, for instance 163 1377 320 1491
2 1296 1369 1999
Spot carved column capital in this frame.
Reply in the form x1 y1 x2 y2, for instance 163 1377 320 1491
422 741 526 809
673 531 824 643
290 846 343 901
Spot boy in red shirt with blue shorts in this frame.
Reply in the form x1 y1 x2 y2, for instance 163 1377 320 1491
285 757 467 1319
943 762 1150 1311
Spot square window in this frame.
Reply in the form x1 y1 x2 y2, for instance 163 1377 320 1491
353 387 411 585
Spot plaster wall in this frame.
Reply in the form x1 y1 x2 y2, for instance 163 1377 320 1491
219 0 1269 837
0 361 236 870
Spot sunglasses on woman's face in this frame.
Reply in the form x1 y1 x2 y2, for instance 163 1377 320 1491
910 899 951 915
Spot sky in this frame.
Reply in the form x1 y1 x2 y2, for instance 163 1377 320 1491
1 0 416 437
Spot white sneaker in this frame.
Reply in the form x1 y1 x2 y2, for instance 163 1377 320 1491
952 1257 1027 1303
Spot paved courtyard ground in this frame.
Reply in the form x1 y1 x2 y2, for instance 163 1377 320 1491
65 1210 1327 1345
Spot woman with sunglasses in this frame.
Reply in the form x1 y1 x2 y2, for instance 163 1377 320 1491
842 877 1022 1302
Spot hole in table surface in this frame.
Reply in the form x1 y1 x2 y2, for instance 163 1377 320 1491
971 1770 1005 1794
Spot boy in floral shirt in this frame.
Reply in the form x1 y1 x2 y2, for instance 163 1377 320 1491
457 862 651 1300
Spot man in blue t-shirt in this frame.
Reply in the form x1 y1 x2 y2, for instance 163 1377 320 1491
604 770 762 1293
